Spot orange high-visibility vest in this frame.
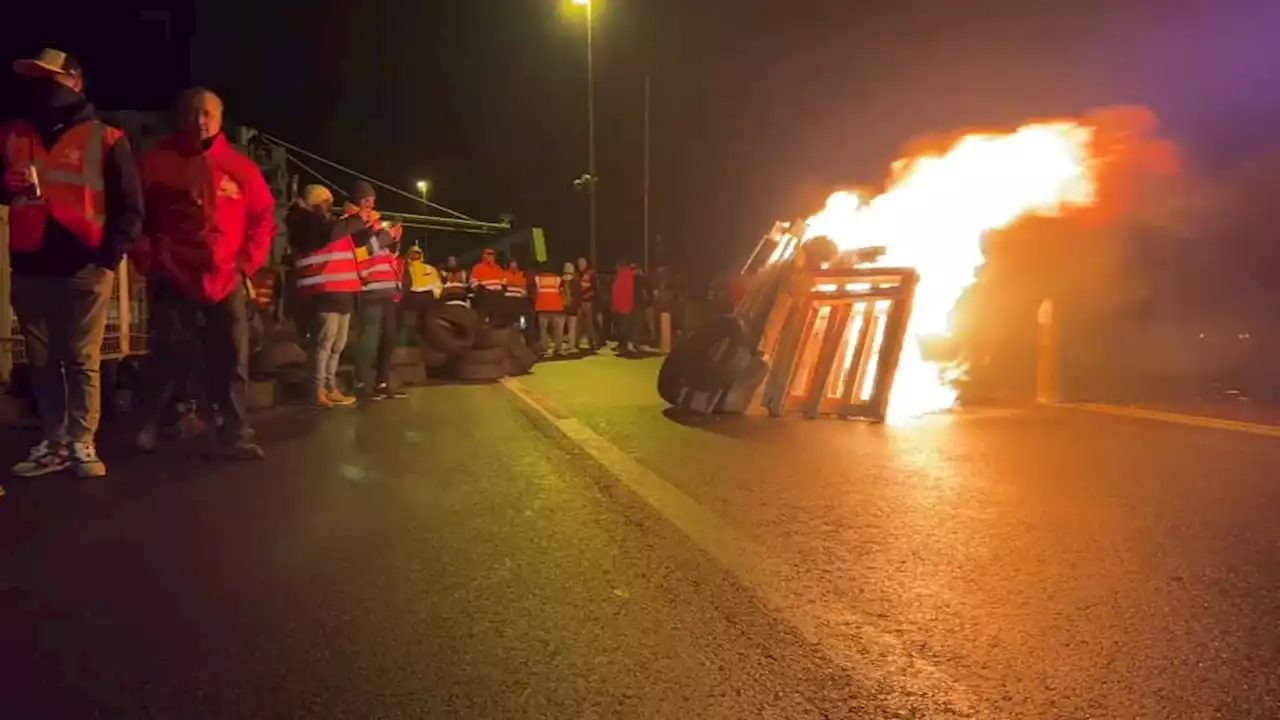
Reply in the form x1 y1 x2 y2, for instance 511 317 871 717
249 267 278 308
2 119 123 252
534 273 564 312
470 262 505 293
504 270 527 298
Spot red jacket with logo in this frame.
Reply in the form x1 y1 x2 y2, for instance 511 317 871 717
132 133 276 303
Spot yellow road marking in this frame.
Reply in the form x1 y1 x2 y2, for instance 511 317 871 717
500 376 975 716
1061 402 1280 438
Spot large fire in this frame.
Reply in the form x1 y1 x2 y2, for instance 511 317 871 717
799 112 1167 419
798 106 1177 417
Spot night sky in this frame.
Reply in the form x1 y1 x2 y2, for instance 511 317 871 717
6 0 1280 281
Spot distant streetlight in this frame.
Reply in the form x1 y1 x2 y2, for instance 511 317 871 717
570 0 598 269
414 180 432 250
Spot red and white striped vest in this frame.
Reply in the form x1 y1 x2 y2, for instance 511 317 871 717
294 236 361 296
358 248 402 301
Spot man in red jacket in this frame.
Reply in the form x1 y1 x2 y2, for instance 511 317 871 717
131 87 276 458
611 258 637 356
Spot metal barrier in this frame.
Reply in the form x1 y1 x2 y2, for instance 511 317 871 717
0 206 150 383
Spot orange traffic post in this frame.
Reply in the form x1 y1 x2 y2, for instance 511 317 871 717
1036 298 1058 404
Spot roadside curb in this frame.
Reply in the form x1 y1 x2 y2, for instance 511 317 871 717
1060 402 1280 438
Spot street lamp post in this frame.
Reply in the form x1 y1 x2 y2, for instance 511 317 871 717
573 0 598 269
415 179 431 249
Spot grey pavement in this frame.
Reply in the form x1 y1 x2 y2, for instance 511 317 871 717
1 385 870 718
519 355 1280 719
0 355 1277 718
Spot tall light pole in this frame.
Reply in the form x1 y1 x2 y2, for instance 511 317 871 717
572 0 598 269
643 74 650 273
415 179 431 249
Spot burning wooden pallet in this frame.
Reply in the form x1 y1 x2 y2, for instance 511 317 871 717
659 221 918 423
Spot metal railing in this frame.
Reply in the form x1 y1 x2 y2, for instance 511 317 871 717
0 206 150 384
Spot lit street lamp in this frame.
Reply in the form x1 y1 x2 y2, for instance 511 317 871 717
414 179 432 249
571 0 598 270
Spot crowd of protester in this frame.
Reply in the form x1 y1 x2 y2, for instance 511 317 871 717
0 48 689 483
516 257 686 359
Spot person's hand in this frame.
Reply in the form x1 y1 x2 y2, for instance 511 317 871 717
3 165 35 193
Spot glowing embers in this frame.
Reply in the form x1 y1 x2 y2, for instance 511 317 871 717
759 266 918 422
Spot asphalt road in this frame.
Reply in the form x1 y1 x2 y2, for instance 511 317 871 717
2 356 1279 718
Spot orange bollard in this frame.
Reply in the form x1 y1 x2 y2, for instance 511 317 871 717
1036 299 1059 404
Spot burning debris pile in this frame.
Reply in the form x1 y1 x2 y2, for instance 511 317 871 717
659 107 1177 422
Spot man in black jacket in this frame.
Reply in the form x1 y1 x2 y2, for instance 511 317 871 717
2 49 144 478
346 181 408 402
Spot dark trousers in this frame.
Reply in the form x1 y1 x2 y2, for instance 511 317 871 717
613 312 635 352
400 292 438 349
141 278 251 440
501 296 535 346
10 266 115 445
356 296 400 390
576 300 600 349
472 288 501 323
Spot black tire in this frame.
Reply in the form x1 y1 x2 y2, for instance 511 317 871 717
486 297 521 328
437 303 480 333
453 360 507 382
508 335 538 372
510 338 537 365
424 314 476 355
657 315 746 406
421 345 449 369
503 355 533 376
473 323 514 350
459 344 509 365
658 341 699 406
715 353 769 414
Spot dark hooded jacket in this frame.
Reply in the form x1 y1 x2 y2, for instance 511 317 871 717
0 80 144 276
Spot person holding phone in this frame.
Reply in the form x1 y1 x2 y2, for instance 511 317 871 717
2 49 143 478
349 182 409 401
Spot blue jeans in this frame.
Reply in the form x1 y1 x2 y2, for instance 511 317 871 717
310 311 351 391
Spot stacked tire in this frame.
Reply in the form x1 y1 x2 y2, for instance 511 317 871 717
419 304 537 382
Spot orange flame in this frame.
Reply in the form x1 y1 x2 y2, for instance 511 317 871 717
801 108 1172 419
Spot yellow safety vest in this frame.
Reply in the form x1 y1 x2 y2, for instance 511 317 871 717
407 259 443 297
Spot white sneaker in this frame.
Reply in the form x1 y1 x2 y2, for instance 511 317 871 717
70 442 107 479
10 440 71 478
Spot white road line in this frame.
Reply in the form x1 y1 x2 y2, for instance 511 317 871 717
1061 402 1280 438
500 377 976 716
